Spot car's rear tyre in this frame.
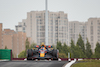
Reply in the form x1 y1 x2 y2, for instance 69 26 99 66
27 49 33 60
53 49 58 60
27 58 32 60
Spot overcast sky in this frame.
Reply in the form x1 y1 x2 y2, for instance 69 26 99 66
0 0 100 30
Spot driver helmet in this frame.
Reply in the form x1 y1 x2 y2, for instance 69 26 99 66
41 42 45 47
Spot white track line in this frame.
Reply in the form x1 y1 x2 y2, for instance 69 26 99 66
0 60 9 61
65 59 76 67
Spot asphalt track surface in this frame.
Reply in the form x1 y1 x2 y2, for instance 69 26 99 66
0 60 68 67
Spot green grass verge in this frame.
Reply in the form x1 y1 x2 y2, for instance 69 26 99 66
71 60 100 67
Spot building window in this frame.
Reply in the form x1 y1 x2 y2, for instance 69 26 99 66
91 32 93 35
91 43 94 48
97 20 100 22
91 26 93 28
24 23 25 26
65 17 67 19
98 39 100 41
18 25 22 27
16 27 18 31
51 20 53 22
98 36 100 38
98 33 100 35
30 15 32 18
55 20 58 22
91 21 93 25
51 22 53 25
98 22 100 25
91 38 93 41
23 27 25 30
98 26 100 28
98 29 100 32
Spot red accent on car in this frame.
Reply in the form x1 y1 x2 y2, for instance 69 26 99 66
48 45 51 48
36 45 39 48
45 51 47 53
32 52 33 56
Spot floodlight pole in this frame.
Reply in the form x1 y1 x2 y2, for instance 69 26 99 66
45 0 48 45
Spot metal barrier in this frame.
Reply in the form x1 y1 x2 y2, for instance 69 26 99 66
11 58 100 60
12 58 25 60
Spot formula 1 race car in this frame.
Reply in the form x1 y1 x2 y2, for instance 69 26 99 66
27 43 59 60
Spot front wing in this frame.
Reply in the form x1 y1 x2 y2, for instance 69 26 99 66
27 54 57 59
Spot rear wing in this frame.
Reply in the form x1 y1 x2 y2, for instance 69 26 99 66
34 45 53 48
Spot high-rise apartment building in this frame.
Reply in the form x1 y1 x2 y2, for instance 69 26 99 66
0 23 2 49
68 21 87 46
25 11 68 45
69 18 100 52
87 18 100 52
15 19 26 33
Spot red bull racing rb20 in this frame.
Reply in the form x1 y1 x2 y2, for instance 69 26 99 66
27 43 59 60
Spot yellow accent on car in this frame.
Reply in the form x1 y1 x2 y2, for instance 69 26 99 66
51 48 53 50
40 53 45 57
41 42 44 45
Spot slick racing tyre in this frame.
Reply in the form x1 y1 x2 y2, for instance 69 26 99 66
27 49 33 60
53 49 58 60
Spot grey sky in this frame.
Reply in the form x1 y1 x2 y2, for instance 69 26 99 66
0 0 100 30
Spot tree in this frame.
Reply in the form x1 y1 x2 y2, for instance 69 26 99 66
70 39 85 58
52 44 56 49
56 41 63 53
59 53 67 58
18 51 26 58
5 46 8 49
85 39 93 58
18 42 37 58
25 38 30 50
24 38 30 56
74 44 84 58
62 43 69 56
25 38 30 49
29 42 36 49
95 42 100 58
70 39 75 58
12 52 14 58
57 41 70 57
77 34 85 57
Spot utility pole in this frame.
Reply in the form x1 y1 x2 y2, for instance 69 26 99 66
68 52 71 62
45 0 48 45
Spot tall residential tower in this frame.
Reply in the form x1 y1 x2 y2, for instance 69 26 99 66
68 21 87 46
26 11 68 45
87 18 100 52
